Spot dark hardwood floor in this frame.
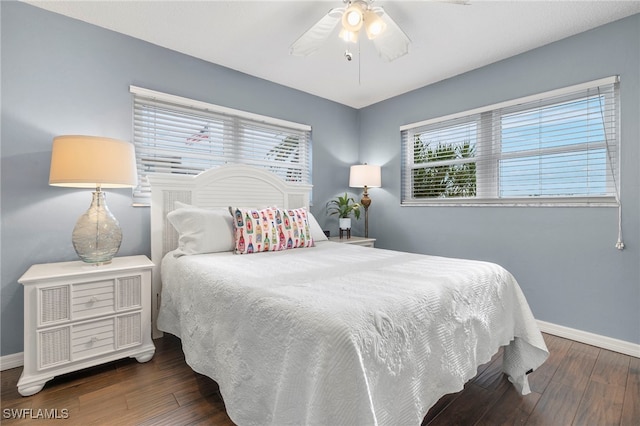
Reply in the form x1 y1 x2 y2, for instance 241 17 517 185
1 333 638 425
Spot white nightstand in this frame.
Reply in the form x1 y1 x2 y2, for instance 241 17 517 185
328 236 376 248
17 255 156 396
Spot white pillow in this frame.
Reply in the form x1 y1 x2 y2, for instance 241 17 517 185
308 212 328 241
175 201 195 209
167 206 234 256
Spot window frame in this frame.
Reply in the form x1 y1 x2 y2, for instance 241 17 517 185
400 76 620 207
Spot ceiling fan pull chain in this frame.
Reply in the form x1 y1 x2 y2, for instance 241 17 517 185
358 37 361 86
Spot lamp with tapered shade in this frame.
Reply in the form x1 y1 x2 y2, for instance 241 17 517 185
349 164 381 238
49 135 137 264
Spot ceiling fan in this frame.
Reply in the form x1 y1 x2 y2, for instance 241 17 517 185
290 0 410 62
290 0 469 63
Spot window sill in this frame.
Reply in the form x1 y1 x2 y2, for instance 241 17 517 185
401 196 619 207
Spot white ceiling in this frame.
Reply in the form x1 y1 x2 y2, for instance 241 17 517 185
26 0 640 109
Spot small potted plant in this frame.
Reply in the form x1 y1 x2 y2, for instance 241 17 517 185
326 193 361 230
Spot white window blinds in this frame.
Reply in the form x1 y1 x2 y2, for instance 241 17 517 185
401 76 620 206
130 86 312 204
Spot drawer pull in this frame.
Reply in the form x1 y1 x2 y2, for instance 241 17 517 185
88 296 98 304
90 336 98 344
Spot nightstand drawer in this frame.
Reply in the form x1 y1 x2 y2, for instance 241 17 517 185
72 279 115 320
37 312 144 371
37 275 143 328
71 318 116 361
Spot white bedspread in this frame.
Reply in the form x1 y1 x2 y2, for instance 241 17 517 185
158 242 548 426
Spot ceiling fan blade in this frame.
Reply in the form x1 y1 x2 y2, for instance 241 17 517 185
371 7 411 62
290 8 344 57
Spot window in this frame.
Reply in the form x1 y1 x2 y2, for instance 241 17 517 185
401 76 620 206
130 86 311 204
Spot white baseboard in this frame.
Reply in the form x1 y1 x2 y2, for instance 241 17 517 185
0 352 23 371
537 320 640 358
1 321 637 371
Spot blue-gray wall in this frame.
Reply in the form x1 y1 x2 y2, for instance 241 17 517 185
1 2 638 357
359 13 640 345
0 1 358 356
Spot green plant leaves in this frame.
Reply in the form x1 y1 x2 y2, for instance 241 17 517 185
326 193 361 219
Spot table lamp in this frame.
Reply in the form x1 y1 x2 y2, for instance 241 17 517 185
349 164 381 238
49 135 137 264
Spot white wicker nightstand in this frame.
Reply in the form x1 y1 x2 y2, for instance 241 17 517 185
328 236 376 248
17 255 155 396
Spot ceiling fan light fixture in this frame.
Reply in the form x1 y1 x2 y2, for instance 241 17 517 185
342 4 364 32
339 28 359 43
290 0 411 63
364 10 386 39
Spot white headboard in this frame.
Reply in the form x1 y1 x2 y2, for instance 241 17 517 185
148 164 312 337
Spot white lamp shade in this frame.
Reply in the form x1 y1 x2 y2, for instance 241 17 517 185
342 5 364 32
349 164 381 188
364 10 386 39
49 135 137 188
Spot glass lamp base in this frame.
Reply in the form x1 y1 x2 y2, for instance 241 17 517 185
72 191 122 264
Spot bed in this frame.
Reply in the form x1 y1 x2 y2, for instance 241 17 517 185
149 164 549 426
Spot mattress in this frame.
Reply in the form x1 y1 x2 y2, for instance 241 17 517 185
158 241 548 425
